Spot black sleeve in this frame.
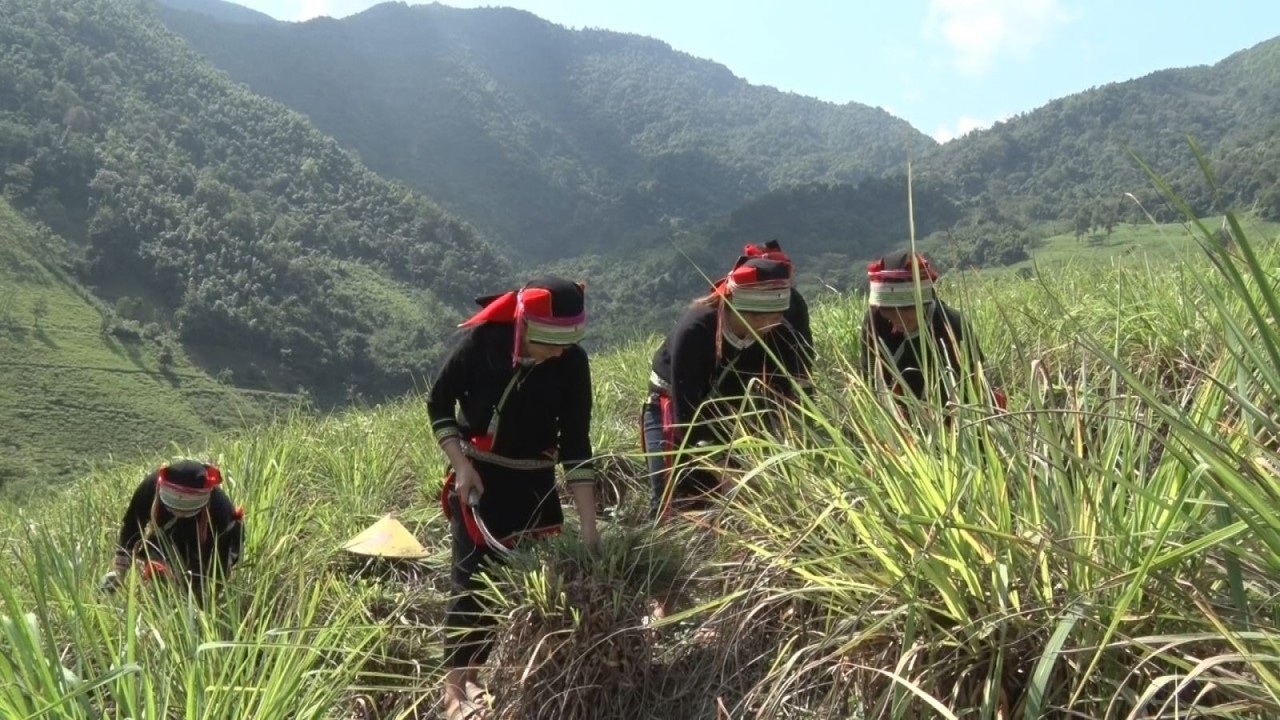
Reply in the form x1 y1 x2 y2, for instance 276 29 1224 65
113 474 157 566
790 289 815 360
668 310 719 446
767 324 811 399
208 489 243 574
427 327 478 447
557 348 595 487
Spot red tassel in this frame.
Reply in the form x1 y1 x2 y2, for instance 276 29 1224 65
512 296 528 368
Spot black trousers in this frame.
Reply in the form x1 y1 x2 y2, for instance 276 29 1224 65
640 394 723 521
442 490 504 669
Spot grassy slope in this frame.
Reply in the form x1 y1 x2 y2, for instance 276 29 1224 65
0 200 296 497
2 203 1279 717
1002 214 1280 274
3 222 1277 715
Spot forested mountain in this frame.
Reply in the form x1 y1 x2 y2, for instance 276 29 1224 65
920 36 1280 225
153 0 934 261
0 0 511 403
155 0 279 25
646 32 1280 319
0 197 294 491
5 0 1278 408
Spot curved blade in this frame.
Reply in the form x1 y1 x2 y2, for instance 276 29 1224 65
467 488 513 557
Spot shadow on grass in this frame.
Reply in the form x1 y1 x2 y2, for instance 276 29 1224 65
100 332 150 373
159 364 181 388
33 327 58 349
1 322 28 342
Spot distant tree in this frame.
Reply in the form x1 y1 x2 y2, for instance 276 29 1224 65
1090 207 1107 237
1258 185 1280 221
1100 206 1119 238
114 296 141 321
1073 209 1091 243
3 165 34 200
31 296 49 330
1216 225 1234 250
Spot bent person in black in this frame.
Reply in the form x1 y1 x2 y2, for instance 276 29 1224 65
101 459 244 601
642 255 812 521
428 275 600 720
858 250 1003 417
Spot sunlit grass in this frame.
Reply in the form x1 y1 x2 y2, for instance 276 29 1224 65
4 155 1280 718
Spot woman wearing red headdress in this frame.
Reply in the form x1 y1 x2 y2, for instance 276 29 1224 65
743 239 814 360
428 275 599 719
860 249 1003 413
642 255 813 522
100 459 245 600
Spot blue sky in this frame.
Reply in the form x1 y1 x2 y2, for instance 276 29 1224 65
233 0 1280 143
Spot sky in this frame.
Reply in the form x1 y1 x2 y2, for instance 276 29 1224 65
233 0 1280 143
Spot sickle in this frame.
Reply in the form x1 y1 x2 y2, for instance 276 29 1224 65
467 488 513 557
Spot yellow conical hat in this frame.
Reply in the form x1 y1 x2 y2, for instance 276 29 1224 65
342 514 429 559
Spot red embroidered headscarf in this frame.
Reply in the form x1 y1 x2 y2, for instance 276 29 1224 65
460 275 587 366
711 256 792 360
156 459 222 514
867 250 939 307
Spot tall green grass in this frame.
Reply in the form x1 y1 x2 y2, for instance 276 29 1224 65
697 170 1280 716
2 173 1280 717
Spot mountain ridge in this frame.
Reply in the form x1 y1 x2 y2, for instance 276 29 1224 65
154 0 934 261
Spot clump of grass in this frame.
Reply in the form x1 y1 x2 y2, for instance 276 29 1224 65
479 526 697 719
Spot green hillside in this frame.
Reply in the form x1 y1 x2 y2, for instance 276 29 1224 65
153 1 932 262
0 199 295 496
919 36 1280 224
976 214 1280 277
0 0 511 405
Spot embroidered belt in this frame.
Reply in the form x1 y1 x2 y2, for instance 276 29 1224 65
460 439 558 471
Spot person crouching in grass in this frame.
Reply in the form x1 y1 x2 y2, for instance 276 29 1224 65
859 249 1004 422
641 255 813 523
101 459 244 602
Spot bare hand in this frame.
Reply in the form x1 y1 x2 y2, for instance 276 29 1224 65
453 461 484 505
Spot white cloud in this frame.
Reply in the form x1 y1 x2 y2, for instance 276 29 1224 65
923 0 1075 76
933 115 989 143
